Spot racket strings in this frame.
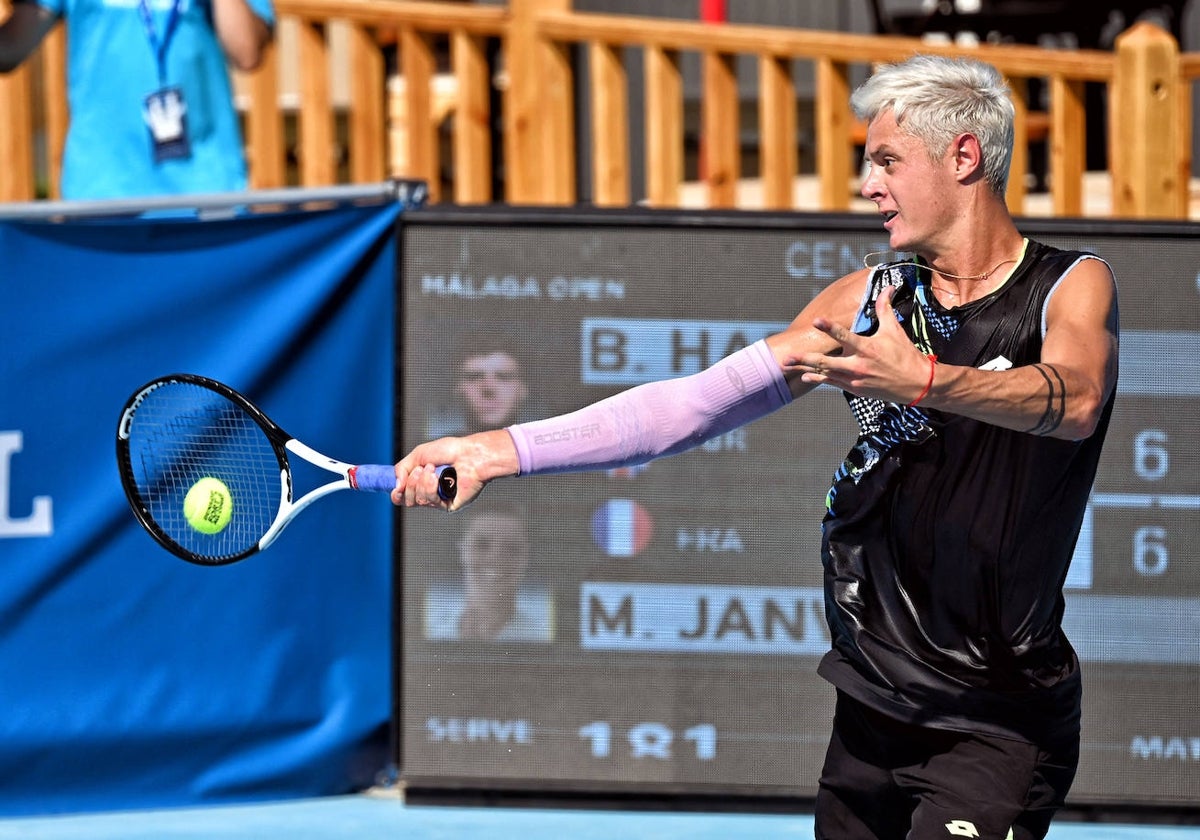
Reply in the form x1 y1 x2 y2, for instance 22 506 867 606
125 382 284 563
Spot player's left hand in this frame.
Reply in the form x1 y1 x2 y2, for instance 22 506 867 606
786 285 935 405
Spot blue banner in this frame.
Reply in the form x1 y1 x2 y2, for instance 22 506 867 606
0 199 401 815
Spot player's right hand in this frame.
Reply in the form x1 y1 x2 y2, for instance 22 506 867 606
392 429 519 511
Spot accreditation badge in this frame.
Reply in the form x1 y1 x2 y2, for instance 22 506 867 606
142 86 192 163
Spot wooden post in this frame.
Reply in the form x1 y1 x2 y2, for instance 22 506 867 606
815 57 850 211
1048 74 1085 217
644 45 682 207
40 25 67 199
399 25 438 200
347 21 386 185
506 0 574 204
702 50 738 208
1006 79 1031 215
541 24 575 203
243 44 285 189
1178 65 1194 210
451 29 492 204
589 40 629 206
759 53 796 210
0 64 35 201
1111 21 1185 218
297 21 336 186
0 0 36 202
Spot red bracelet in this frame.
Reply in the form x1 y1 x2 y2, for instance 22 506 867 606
907 354 937 407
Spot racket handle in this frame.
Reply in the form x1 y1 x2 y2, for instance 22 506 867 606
433 466 457 500
351 464 457 501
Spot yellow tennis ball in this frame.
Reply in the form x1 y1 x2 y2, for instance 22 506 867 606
184 477 233 535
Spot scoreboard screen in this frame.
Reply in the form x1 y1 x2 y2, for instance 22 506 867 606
397 207 1200 808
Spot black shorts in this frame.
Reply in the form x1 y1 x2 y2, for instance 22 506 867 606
814 691 1079 840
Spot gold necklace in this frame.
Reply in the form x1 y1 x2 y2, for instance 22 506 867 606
930 257 1016 282
931 258 1017 297
862 251 1020 296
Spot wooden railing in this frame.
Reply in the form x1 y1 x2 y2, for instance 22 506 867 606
0 0 1192 218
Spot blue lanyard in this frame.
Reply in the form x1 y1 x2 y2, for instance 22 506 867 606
138 0 187 88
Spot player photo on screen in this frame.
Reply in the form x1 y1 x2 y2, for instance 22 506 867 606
423 502 554 643
425 335 534 438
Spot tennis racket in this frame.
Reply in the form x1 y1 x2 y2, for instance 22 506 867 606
116 373 456 566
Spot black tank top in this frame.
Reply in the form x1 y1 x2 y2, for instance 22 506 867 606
816 239 1115 742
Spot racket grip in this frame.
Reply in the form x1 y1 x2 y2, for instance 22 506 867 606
351 464 457 501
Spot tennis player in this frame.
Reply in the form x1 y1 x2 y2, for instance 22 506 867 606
394 54 1119 840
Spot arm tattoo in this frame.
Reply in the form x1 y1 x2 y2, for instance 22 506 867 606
1025 364 1067 435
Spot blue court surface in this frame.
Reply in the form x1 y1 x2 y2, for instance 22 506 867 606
1 793 1198 840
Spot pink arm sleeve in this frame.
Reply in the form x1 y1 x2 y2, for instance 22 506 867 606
506 339 791 476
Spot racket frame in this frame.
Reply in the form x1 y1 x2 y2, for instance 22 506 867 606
117 374 381 564
263 438 362 551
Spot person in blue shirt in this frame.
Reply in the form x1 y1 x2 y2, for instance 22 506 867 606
1 0 273 199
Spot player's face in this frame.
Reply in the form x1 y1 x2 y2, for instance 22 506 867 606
459 514 530 601
860 109 957 255
456 352 528 427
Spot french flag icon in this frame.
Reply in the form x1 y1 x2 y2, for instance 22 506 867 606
591 499 655 557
